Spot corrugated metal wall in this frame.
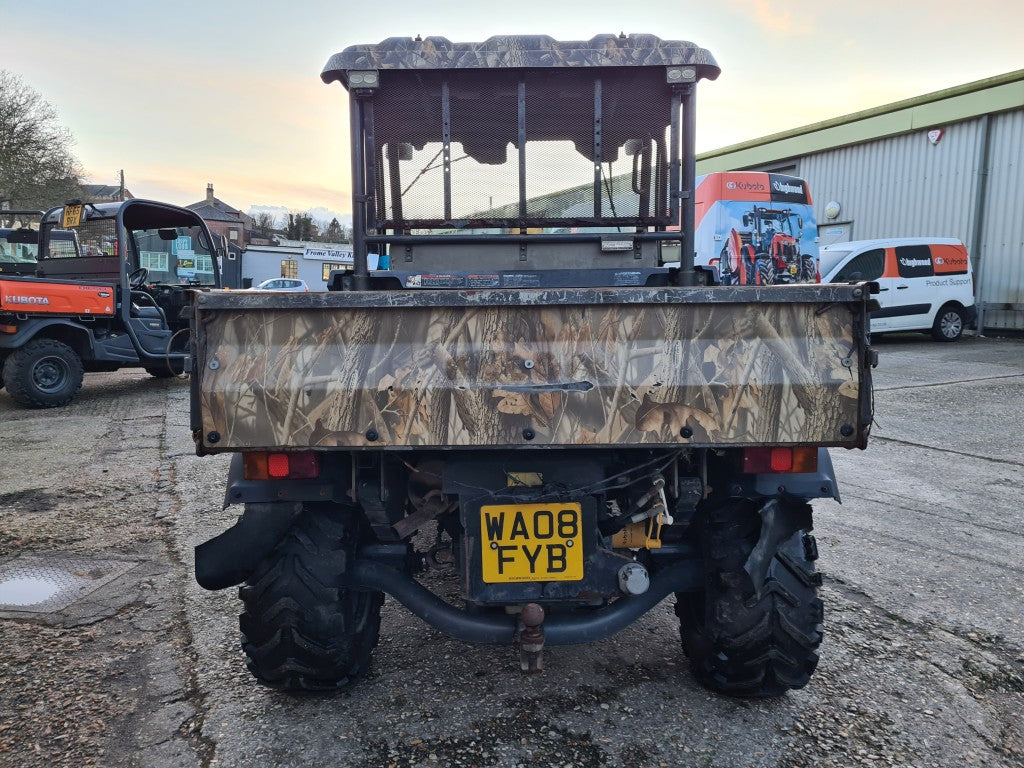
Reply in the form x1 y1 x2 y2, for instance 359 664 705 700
978 109 1024 330
794 110 1024 331
799 119 982 242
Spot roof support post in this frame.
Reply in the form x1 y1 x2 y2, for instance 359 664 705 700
442 81 453 222
349 92 370 290
593 78 602 218
673 84 697 286
518 80 527 222
364 100 378 231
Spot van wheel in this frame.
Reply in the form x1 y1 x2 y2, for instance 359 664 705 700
931 304 965 342
2 339 84 408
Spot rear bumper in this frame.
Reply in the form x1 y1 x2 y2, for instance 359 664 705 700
349 558 701 646
964 304 978 329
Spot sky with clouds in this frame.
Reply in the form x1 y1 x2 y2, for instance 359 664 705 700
3 0 1021 224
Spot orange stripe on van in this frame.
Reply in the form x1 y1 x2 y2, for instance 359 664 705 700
882 248 900 278
932 244 970 275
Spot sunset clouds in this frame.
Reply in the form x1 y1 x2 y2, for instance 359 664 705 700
4 0 1019 217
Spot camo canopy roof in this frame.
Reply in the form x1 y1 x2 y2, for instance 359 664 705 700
321 34 720 88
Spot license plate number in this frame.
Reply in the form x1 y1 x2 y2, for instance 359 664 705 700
62 204 84 228
480 503 583 583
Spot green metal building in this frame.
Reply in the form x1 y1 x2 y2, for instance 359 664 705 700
696 70 1024 332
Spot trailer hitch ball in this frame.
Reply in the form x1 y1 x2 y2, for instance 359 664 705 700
618 562 650 596
518 603 545 674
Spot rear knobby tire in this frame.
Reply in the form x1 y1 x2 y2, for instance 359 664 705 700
2 338 84 408
676 499 823 697
238 504 383 691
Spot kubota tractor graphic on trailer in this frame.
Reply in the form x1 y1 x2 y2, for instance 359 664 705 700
694 172 819 286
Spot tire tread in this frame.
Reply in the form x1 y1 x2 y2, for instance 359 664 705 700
676 500 823 698
238 505 383 692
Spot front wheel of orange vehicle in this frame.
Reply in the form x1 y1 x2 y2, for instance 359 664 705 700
145 359 186 378
2 338 84 408
675 499 823 697
238 503 384 691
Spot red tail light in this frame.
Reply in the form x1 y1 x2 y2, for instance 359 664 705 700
743 447 818 474
243 451 320 480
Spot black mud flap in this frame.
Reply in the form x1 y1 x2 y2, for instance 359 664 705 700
742 498 812 599
195 502 302 590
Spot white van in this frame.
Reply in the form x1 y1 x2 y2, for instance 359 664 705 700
820 237 976 341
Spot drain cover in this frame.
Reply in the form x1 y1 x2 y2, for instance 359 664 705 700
0 555 136 613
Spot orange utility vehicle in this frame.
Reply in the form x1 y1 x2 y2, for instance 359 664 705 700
0 199 220 407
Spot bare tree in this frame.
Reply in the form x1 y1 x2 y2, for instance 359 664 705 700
253 211 278 234
0 71 83 210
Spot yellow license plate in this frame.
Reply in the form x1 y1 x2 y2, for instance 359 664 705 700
480 503 583 583
62 204 84 228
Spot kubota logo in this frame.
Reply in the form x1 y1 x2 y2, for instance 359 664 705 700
8 295 50 305
726 180 766 191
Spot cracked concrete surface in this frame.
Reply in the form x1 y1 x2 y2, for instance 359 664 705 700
0 334 1022 767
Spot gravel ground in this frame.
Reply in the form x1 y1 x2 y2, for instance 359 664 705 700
1 334 1022 767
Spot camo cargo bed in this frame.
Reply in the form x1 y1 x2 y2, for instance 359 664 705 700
190 284 874 452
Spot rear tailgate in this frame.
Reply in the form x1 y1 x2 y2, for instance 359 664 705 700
190 284 874 452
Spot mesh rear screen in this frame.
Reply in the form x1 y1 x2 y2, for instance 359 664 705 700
368 68 674 230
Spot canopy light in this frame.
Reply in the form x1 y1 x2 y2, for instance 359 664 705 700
666 66 697 83
348 70 380 89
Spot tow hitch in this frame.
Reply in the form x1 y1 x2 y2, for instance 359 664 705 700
517 603 545 673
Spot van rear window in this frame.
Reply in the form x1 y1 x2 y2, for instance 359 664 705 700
895 245 934 278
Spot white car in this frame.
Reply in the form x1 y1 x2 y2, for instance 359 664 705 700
252 278 310 292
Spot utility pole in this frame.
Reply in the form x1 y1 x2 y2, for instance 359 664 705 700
118 169 125 201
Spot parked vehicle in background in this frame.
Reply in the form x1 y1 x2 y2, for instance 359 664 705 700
690 172 819 285
251 277 309 291
189 33 876 699
0 210 78 274
0 199 221 407
821 237 975 341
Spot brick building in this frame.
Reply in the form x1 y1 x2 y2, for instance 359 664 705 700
185 183 253 246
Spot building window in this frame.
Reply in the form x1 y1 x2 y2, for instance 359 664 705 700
229 229 239 240
140 251 170 271
322 262 347 281
281 259 298 278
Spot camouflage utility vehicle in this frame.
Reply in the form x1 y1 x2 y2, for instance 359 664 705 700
189 34 876 697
